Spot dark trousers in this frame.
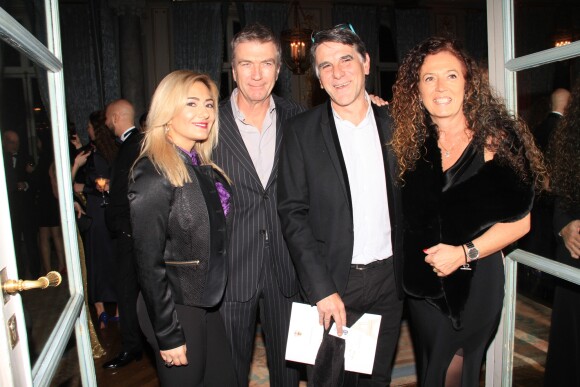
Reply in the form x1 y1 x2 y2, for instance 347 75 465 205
11 214 40 278
342 258 403 387
114 233 142 353
220 262 301 387
137 295 237 387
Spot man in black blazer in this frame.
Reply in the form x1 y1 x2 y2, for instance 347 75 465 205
532 88 570 152
213 23 305 387
277 25 404 386
103 99 144 369
2 130 40 278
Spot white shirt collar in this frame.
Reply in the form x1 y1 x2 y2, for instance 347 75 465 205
119 126 136 142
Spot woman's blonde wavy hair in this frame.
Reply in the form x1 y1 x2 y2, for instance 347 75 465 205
137 70 227 187
391 37 547 189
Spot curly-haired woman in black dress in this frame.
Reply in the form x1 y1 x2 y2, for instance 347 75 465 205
391 37 547 386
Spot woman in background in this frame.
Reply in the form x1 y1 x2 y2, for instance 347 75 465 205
74 110 119 328
128 70 235 386
544 78 580 387
391 36 546 386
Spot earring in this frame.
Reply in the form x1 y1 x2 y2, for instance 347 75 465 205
164 124 169 134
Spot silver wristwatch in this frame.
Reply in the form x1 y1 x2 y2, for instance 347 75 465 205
465 241 480 262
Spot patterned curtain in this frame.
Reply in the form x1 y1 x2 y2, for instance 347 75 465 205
238 2 291 98
394 9 430 66
100 1 121 106
332 5 380 92
60 3 101 144
172 2 224 83
465 11 487 63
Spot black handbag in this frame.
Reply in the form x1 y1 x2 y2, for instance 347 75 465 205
76 213 93 233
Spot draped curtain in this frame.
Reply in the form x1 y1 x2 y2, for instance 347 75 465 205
465 11 487 63
172 2 224 83
237 2 291 98
394 9 430 67
60 3 101 143
332 5 380 93
100 1 121 106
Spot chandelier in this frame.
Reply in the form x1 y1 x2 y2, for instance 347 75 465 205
280 1 312 75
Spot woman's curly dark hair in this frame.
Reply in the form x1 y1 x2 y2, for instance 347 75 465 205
89 110 118 165
391 36 546 189
547 79 580 210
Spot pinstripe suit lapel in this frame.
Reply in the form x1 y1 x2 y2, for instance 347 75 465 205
220 101 262 185
265 101 287 190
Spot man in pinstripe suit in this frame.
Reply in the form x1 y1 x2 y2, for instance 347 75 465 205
213 23 305 387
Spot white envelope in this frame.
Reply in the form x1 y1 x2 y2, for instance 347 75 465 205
285 302 382 374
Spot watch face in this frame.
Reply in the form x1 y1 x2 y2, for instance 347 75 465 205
468 248 479 260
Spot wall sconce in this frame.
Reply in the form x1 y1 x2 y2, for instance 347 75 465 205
280 1 312 75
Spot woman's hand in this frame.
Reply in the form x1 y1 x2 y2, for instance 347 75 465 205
424 243 466 277
73 202 85 219
160 344 187 367
560 220 580 259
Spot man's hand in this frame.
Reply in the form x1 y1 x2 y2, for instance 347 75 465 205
369 94 389 106
316 292 346 336
560 220 580 259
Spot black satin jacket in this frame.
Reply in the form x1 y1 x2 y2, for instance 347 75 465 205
128 151 231 350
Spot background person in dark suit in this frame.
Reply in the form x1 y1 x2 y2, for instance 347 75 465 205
519 88 571 294
2 130 40 278
277 24 404 386
103 99 144 369
532 88 570 152
213 23 305 387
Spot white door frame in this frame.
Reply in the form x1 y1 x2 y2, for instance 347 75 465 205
485 1 580 386
0 1 95 385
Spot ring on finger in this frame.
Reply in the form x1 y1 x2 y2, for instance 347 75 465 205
433 267 438 273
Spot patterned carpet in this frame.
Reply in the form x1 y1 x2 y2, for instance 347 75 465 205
248 294 551 386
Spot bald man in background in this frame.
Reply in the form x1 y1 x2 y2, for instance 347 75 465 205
103 99 145 369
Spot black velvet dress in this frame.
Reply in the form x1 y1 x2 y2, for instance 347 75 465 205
401 135 534 387
83 150 117 304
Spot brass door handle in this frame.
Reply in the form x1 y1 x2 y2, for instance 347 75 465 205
2 271 62 294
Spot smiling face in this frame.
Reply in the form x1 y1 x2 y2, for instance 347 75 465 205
418 51 467 126
315 41 370 114
232 41 280 106
167 81 216 151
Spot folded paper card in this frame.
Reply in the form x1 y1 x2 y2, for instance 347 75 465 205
285 302 381 374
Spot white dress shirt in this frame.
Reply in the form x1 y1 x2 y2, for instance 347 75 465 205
333 95 393 265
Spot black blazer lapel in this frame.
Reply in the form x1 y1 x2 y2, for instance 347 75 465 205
373 105 398 226
265 100 286 190
219 101 262 186
323 101 353 216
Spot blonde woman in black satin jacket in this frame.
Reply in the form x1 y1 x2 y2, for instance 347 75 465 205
128 70 235 387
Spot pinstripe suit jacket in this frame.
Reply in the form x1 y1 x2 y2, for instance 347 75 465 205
214 94 306 302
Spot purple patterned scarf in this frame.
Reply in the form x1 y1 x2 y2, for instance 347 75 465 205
179 147 231 216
